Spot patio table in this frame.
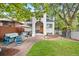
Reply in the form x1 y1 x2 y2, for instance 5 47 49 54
3 33 22 45
5 33 19 38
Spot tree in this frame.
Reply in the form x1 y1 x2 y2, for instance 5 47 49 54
0 3 33 21
31 3 49 20
0 3 49 21
48 3 79 38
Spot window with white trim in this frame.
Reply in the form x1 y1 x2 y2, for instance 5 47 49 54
47 24 52 28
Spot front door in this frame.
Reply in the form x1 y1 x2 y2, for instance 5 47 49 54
36 21 43 33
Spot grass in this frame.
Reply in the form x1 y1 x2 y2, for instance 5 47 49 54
27 39 79 56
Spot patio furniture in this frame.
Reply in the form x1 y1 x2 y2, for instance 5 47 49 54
5 33 19 38
3 36 14 45
3 33 22 45
27 31 32 36
20 31 30 41
20 32 26 41
15 36 22 45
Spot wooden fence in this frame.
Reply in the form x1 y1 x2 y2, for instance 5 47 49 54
0 26 24 41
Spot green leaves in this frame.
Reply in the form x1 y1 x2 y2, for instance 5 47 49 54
31 3 49 20
0 3 33 21
0 3 49 21
47 3 79 31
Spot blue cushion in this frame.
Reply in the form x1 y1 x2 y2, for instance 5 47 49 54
3 36 14 45
3 36 10 45
15 36 22 44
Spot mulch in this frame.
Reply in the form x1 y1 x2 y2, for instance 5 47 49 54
0 47 19 56
45 35 60 39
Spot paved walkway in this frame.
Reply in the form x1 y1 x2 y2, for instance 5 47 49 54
14 36 43 56
0 35 60 56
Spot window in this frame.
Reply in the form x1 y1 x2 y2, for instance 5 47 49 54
46 19 53 22
28 24 32 27
47 24 52 28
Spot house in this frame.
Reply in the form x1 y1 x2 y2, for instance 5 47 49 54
24 13 55 37
0 18 24 41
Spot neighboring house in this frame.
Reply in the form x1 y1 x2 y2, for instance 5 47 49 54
24 13 55 37
0 18 24 41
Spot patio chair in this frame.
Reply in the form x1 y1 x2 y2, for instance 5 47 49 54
20 32 28 41
3 36 14 45
3 33 19 45
15 36 22 45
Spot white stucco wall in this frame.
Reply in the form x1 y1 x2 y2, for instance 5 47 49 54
26 13 55 36
43 13 47 35
52 17 55 35
46 28 53 33
32 17 36 37
46 17 55 35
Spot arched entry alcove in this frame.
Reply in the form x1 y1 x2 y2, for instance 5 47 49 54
35 21 43 34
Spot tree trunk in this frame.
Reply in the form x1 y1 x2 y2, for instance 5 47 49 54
62 29 71 38
66 29 71 38
62 31 66 37
62 28 66 37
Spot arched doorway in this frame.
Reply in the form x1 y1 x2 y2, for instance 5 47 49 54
35 21 43 34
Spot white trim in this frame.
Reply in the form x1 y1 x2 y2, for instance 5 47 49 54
52 22 55 35
32 17 36 37
25 13 55 36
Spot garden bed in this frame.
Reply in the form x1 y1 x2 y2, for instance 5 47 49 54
0 47 19 56
44 35 61 40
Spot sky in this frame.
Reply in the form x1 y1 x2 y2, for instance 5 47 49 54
27 4 35 12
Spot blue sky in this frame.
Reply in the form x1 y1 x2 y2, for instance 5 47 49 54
27 4 35 12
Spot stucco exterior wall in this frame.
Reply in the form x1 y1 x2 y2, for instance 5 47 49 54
27 13 55 37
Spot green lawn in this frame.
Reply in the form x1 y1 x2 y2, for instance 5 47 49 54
27 39 79 56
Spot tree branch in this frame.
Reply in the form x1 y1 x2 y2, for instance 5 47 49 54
62 4 67 21
65 3 71 18
54 7 69 25
71 4 79 19
58 12 69 25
